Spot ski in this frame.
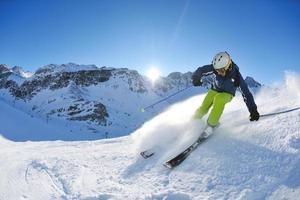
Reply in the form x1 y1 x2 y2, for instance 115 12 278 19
164 133 210 169
140 150 155 159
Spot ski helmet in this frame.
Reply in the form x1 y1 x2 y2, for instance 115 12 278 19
212 51 231 70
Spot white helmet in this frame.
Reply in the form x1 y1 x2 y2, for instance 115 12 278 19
212 51 231 70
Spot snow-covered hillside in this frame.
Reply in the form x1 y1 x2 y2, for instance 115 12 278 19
0 72 299 199
0 63 193 139
0 63 261 140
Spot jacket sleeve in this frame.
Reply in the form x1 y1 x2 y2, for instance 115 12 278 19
192 64 214 80
238 72 257 113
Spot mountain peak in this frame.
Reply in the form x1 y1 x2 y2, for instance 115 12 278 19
0 64 10 74
245 76 262 88
11 66 33 78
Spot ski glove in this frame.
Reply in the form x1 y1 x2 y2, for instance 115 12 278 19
192 75 202 86
250 109 260 121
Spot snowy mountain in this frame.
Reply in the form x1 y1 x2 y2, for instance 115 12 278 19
11 66 33 78
0 63 261 140
0 72 299 199
245 76 262 88
0 64 10 74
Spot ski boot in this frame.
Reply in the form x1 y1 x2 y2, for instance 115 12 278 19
201 123 219 138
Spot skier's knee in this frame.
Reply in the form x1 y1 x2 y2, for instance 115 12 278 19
214 93 232 105
214 96 226 106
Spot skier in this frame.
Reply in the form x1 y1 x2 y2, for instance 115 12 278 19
192 51 260 137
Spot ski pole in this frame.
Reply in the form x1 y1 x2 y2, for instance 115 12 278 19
141 85 193 112
260 106 300 118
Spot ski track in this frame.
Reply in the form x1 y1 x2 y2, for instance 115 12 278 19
1 110 300 200
1 74 300 199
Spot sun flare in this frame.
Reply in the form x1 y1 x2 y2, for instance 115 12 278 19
146 67 161 82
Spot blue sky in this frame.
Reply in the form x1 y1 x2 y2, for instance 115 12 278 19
0 0 299 84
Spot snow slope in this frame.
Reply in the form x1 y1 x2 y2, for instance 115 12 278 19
0 98 111 141
0 72 300 199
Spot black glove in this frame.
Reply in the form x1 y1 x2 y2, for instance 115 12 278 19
250 109 260 121
192 75 202 86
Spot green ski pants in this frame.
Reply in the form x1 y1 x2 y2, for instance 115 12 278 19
193 89 233 126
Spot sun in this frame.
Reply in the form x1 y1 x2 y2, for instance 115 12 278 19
146 67 161 82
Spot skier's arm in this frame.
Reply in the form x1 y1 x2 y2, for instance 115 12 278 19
238 72 259 120
192 64 214 86
193 64 214 78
